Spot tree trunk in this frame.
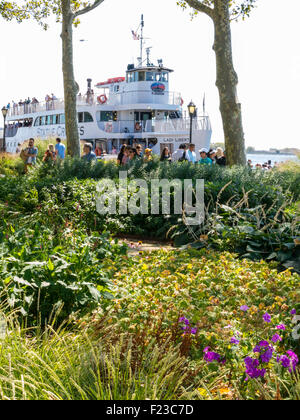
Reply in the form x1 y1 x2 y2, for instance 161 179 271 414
213 0 246 166
61 0 80 157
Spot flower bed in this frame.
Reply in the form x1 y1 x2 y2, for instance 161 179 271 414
95 248 300 399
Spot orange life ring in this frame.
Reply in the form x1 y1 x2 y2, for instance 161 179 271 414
97 94 107 104
135 122 142 131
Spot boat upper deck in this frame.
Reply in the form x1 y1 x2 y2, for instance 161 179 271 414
7 91 182 119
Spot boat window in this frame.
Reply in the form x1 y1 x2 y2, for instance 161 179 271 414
78 112 84 123
134 72 138 82
127 72 134 83
146 72 155 82
155 72 168 82
100 111 113 122
41 116 46 126
138 71 145 82
114 85 120 92
46 115 53 125
59 114 65 124
84 112 93 122
162 72 168 82
34 117 40 126
53 115 59 124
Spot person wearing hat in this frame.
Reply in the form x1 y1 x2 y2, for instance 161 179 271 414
198 148 213 165
208 149 217 164
144 148 153 162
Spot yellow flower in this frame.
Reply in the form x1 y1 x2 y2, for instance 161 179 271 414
218 388 231 395
197 388 208 397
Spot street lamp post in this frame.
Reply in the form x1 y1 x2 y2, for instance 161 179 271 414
1 106 8 153
187 101 196 144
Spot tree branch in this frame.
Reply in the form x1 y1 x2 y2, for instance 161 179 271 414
185 0 214 19
74 0 105 18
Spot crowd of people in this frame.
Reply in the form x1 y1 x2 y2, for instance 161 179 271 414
18 139 279 174
247 159 277 170
5 119 33 137
116 143 227 166
19 137 65 173
6 94 58 115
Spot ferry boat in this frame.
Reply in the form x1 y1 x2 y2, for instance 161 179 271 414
4 16 212 158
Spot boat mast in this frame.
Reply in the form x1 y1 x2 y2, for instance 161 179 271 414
139 14 144 67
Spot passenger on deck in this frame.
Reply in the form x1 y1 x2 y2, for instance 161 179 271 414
45 94 51 110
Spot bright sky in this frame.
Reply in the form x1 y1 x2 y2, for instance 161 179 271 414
0 0 300 150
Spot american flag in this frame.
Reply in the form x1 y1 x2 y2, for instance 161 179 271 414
131 30 140 40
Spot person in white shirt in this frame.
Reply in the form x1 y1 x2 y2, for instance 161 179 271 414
172 144 187 162
186 144 197 163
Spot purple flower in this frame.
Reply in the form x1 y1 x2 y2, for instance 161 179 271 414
271 334 282 343
191 328 197 335
290 309 297 315
240 305 249 312
278 351 299 372
286 351 299 372
181 325 187 331
244 357 266 379
276 324 286 331
253 341 274 364
260 348 273 364
184 318 190 325
263 313 271 323
230 337 240 345
203 347 222 364
179 317 186 323
258 341 269 347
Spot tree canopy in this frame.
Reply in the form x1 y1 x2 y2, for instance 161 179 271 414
177 0 257 20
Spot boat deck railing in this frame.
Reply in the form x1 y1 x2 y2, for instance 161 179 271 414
7 91 182 118
97 117 211 134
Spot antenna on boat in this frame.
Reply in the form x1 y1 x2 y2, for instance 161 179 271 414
146 47 153 66
140 14 144 67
